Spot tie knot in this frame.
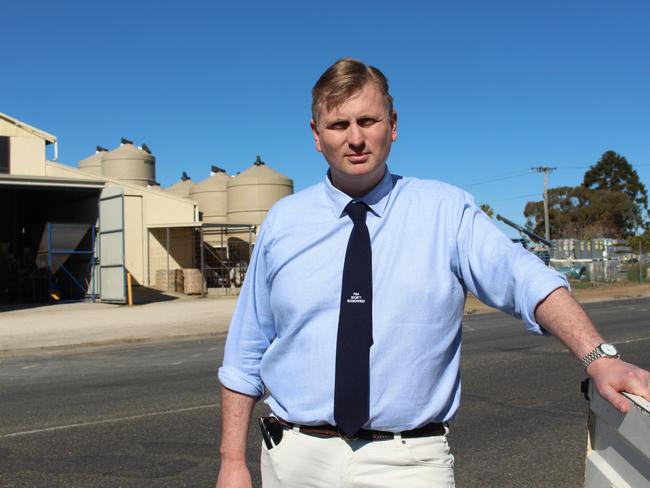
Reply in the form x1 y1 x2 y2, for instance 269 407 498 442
345 201 368 222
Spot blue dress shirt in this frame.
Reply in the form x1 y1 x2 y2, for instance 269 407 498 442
218 168 568 431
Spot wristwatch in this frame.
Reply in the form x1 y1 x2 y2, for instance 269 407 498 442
581 343 620 370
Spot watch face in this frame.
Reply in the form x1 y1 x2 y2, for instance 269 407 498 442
601 343 618 356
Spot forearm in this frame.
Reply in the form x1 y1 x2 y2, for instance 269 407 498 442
215 386 257 488
534 286 650 413
534 286 603 360
220 385 257 462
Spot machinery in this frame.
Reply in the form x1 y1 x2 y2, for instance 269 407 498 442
496 214 551 265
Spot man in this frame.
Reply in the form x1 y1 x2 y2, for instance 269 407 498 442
216 58 650 487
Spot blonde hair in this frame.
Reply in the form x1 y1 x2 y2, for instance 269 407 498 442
311 58 393 124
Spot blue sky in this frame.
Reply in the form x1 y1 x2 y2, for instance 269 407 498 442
3 0 650 237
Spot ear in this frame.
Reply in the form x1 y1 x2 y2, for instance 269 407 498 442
310 119 322 152
390 110 398 142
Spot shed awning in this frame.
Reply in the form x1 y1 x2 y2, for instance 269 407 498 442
0 174 105 190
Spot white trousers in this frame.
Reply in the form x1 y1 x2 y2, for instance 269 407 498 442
261 426 455 488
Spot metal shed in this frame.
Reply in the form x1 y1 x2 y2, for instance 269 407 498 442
0 174 105 304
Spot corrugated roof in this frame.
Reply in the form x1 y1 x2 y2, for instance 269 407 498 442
46 160 198 204
0 112 57 144
0 173 105 189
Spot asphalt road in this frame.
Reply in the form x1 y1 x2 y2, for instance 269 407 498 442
1 298 649 487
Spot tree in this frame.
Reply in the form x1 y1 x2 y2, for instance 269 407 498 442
524 186 637 239
480 203 494 218
628 228 650 254
583 150 649 230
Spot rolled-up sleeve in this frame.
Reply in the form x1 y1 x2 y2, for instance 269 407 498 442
217 213 276 397
454 193 569 334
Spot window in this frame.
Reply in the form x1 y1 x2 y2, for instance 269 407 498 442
0 136 9 174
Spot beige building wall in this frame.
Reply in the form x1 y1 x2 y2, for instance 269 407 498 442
1 114 56 176
0 118 28 137
46 160 197 286
9 137 46 176
46 161 102 181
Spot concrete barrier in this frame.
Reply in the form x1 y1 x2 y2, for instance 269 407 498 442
583 379 650 487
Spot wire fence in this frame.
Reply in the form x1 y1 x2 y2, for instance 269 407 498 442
148 224 256 297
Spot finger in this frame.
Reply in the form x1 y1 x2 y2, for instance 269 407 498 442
612 366 650 402
598 384 630 414
626 384 650 403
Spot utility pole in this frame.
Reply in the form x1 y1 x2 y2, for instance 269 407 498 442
639 239 642 285
531 166 557 242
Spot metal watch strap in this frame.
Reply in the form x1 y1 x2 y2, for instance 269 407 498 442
581 344 619 370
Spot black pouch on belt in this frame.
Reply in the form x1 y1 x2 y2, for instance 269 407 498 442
259 417 284 449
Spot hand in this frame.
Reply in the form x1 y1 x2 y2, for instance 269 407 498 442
216 459 252 488
587 358 650 413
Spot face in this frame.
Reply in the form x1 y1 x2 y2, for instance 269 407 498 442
311 82 397 197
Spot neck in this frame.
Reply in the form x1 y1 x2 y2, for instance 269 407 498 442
330 166 386 198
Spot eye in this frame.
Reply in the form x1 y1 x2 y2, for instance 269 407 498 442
358 118 378 128
328 121 349 130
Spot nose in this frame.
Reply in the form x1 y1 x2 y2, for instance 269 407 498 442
346 123 365 149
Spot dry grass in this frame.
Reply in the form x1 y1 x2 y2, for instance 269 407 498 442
464 282 650 315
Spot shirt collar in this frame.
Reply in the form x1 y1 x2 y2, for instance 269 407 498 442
324 166 396 219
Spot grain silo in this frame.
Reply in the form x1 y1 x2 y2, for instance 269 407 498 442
78 146 107 175
165 171 193 198
227 155 293 225
190 165 229 223
102 139 156 186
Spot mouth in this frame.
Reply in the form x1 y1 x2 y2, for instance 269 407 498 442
345 153 370 163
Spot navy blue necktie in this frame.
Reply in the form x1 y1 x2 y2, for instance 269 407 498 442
334 201 373 438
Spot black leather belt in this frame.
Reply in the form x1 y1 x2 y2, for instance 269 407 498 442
275 417 445 441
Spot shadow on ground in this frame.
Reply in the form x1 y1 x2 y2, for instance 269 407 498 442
131 286 183 305
0 287 183 312
0 302 47 313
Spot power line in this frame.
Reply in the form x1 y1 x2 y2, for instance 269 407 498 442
490 193 540 203
460 170 534 187
472 161 650 206
458 163 650 190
